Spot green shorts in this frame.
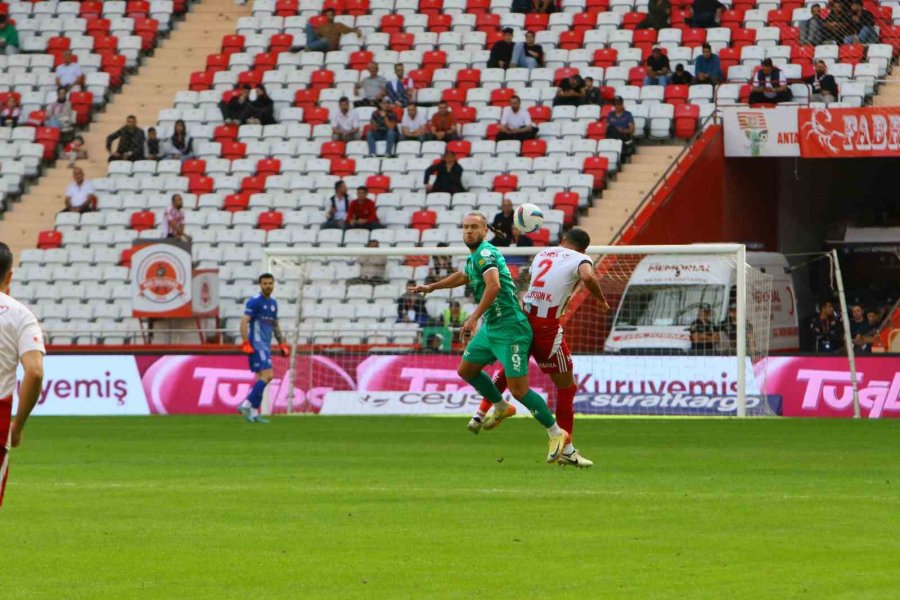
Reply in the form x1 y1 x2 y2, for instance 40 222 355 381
462 320 533 379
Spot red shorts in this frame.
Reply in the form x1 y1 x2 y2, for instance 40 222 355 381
0 396 11 509
529 318 573 375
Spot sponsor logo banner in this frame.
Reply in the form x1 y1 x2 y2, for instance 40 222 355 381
131 239 193 318
723 107 800 157
798 107 900 158
321 391 502 415
574 393 780 416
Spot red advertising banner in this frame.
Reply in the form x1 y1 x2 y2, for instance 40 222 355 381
798 107 900 158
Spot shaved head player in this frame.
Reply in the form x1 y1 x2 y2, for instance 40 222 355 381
0 242 46 508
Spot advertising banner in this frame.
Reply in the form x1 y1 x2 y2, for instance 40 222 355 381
191 269 220 317
797 107 900 158
131 239 193 318
723 107 800 157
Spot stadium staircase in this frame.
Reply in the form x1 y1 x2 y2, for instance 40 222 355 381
0 0 251 257
872 70 900 105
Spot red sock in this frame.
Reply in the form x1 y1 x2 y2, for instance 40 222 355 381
477 371 508 416
556 385 576 440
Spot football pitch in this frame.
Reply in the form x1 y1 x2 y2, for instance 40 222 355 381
2 416 898 600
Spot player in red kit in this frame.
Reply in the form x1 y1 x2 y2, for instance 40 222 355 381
468 228 608 468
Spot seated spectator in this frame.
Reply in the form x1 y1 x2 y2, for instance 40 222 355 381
144 127 161 160
810 300 842 352
644 47 671 86
347 185 382 230
424 150 465 194
291 7 361 52
65 135 87 167
605 96 636 155
0 14 19 55
690 304 718 351
800 4 826 46
423 332 447 352
856 308 882 353
248 85 276 125
488 27 516 69
512 0 533 12
823 2 850 45
0 95 21 127
106 114 146 161
427 101 460 141
63 167 97 213
848 304 868 352
354 62 387 108
554 73 586 106
365 99 399 157
693 43 723 85
583 76 602 105
220 86 252 124
492 198 515 242
400 104 428 141
46 88 75 143
533 0 555 12
330 96 360 142
512 31 544 71
749 59 793 104
162 119 194 160
637 0 671 29
442 300 469 342
720 303 755 354
670 64 693 85
55 51 85 91
806 60 838 103
323 180 352 229
689 0 725 27
163 193 191 242
397 280 429 326
844 1 877 44
386 64 412 107
497 95 539 140
426 245 454 283
355 240 388 284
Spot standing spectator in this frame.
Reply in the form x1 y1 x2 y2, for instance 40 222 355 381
497 95 539 140
220 86 252 124
693 43 723 85
806 60 839 103
810 300 842 352
512 31 544 71
492 198 515 241
355 239 388 284
582 77 602 105
249 85 276 125
291 8 361 52
0 95 21 127
386 64 412 107
63 167 97 213
848 304 868 352
690 304 719 351
644 47 671 86
324 180 351 229
427 100 460 141
365 99 399 157
397 280 429 326
400 104 428 141
554 73 586 106
354 62 387 107
605 96 636 155
144 127 161 161
0 14 19 55
689 0 725 27
856 308 882 353
749 59 793 104
347 186 382 230
163 193 191 242
46 88 75 143
330 96 360 142
488 27 516 69
162 119 193 160
54 51 84 91
721 303 755 354
424 150 466 194
637 0 671 29
800 5 826 46
843 1 877 44
670 64 693 85
106 115 146 161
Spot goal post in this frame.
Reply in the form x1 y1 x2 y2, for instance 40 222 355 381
262 243 775 418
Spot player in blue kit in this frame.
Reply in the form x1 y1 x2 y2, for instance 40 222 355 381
238 273 289 423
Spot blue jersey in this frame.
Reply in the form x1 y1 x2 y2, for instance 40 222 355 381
244 293 278 349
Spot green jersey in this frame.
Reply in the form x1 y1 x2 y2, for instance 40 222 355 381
464 240 527 330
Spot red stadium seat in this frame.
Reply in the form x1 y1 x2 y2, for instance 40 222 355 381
130 211 156 231
181 159 206 176
420 0 444 14
47 36 71 53
304 107 329 125
294 88 320 108
189 71 213 91
269 33 293 54
422 50 447 69
558 30 584 50
221 141 247 160
254 52 278 72
206 53 229 73
554 67 579 85
408 68 433 89
345 0 370 16
440 88 464 108
621 11 647 29
366 175 391 194
524 13 549 31
719 47 740 72
476 14 500 32
553 192 580 226
322 0 346 13
521 139 546 158
674 104 699 139
456 68 481 91
35 127 60 160
682 28 707 47
188 175 214 195
258 211 284 231
349 50 373 70
237 70 262 88
257 158 281 177
530 228 551 246
330 157 356 176
585 0 609 14
528 105 551 123
120 247 135 268
586 121 607 140
731 28 756 49
275 0 299 16
214 124 238 143
466 0 490 13
37 230 62 250
221 34 245 55
389 32 414 51
80 1 103 19
485 123 500 140
428 14 452 32
69 92 93 125
86 18 111 37
447 140 471 158
310 69 335 91
493 174 518 194
593 48 618 68
490 88 514 107
381 14 404 33
126 1 150 17
455 106 476 124
573 12 597 32
583 156 609 187
839 44 864 65
241 175 267 195
665 84 689 105
320 141 346 159
93 35 118 56
632 29 657 50
410 210 437 232
628 67 647 86
224 193 250 212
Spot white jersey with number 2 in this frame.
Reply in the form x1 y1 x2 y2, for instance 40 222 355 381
0 292 45 399
522 247 593 321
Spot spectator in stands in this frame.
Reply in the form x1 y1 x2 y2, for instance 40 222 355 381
386 64 412 107
163 193 191 242
0 14 19 55
721 303 755 354
355 62 387 108
582 77 602 105
806 60 839 103
512 31 544 71
823 2 851 45
63 167 97 213
496 226 534 259
492 198 515 242
554 73 586 106
355 239 387 284
644 47 671 86
749 59 793 104
0 95 21 127
248 85 276 125
366 99 399 157
144 127 161 161
427 244 454 284
424 150 465 194
488 27 516 69
856 308 882 353
65 135 87 167
291 7 361 52
397 280 429 326
844 1 877 44
800 4 826 46
162 119 193 160
693 43 723 85
427 100 460 141
637 0 671 29
54 51 84 92
512 0 533 12
347 185 382 230
605 96 636 156
810 300 842 352
442 300 469 342
670 64 693 85
330 96 360 142
497 95 539 140
106 115 146 161
400 104 428 142
220 86 252 124
46 88 75 143
324 180 351 229
534 0 555 12
423 332 447 352
690 304 718 351
689 0 725 28
848 304 868 352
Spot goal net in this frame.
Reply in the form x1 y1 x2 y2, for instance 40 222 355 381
263 243 775 418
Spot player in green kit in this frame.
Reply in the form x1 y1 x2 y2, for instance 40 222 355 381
416 213 570 463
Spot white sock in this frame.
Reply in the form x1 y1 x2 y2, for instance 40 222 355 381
547 423 563 437
493 400 510 413
239 399 251 410
563 443 575 454
251 407 260 418
474 409 486 420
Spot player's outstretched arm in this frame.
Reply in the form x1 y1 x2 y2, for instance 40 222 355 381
11 350 44 448
578 262 610 312
415 270 468 294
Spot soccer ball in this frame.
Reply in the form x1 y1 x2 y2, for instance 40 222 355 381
514 203 544 234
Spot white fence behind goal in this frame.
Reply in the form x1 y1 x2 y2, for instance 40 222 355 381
262 244 774 418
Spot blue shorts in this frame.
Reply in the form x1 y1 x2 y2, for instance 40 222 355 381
249 345 272 373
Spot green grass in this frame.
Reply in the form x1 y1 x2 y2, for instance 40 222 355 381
2 417 899 600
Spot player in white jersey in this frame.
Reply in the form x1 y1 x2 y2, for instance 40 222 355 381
0 242 46 508
470 228 608 467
